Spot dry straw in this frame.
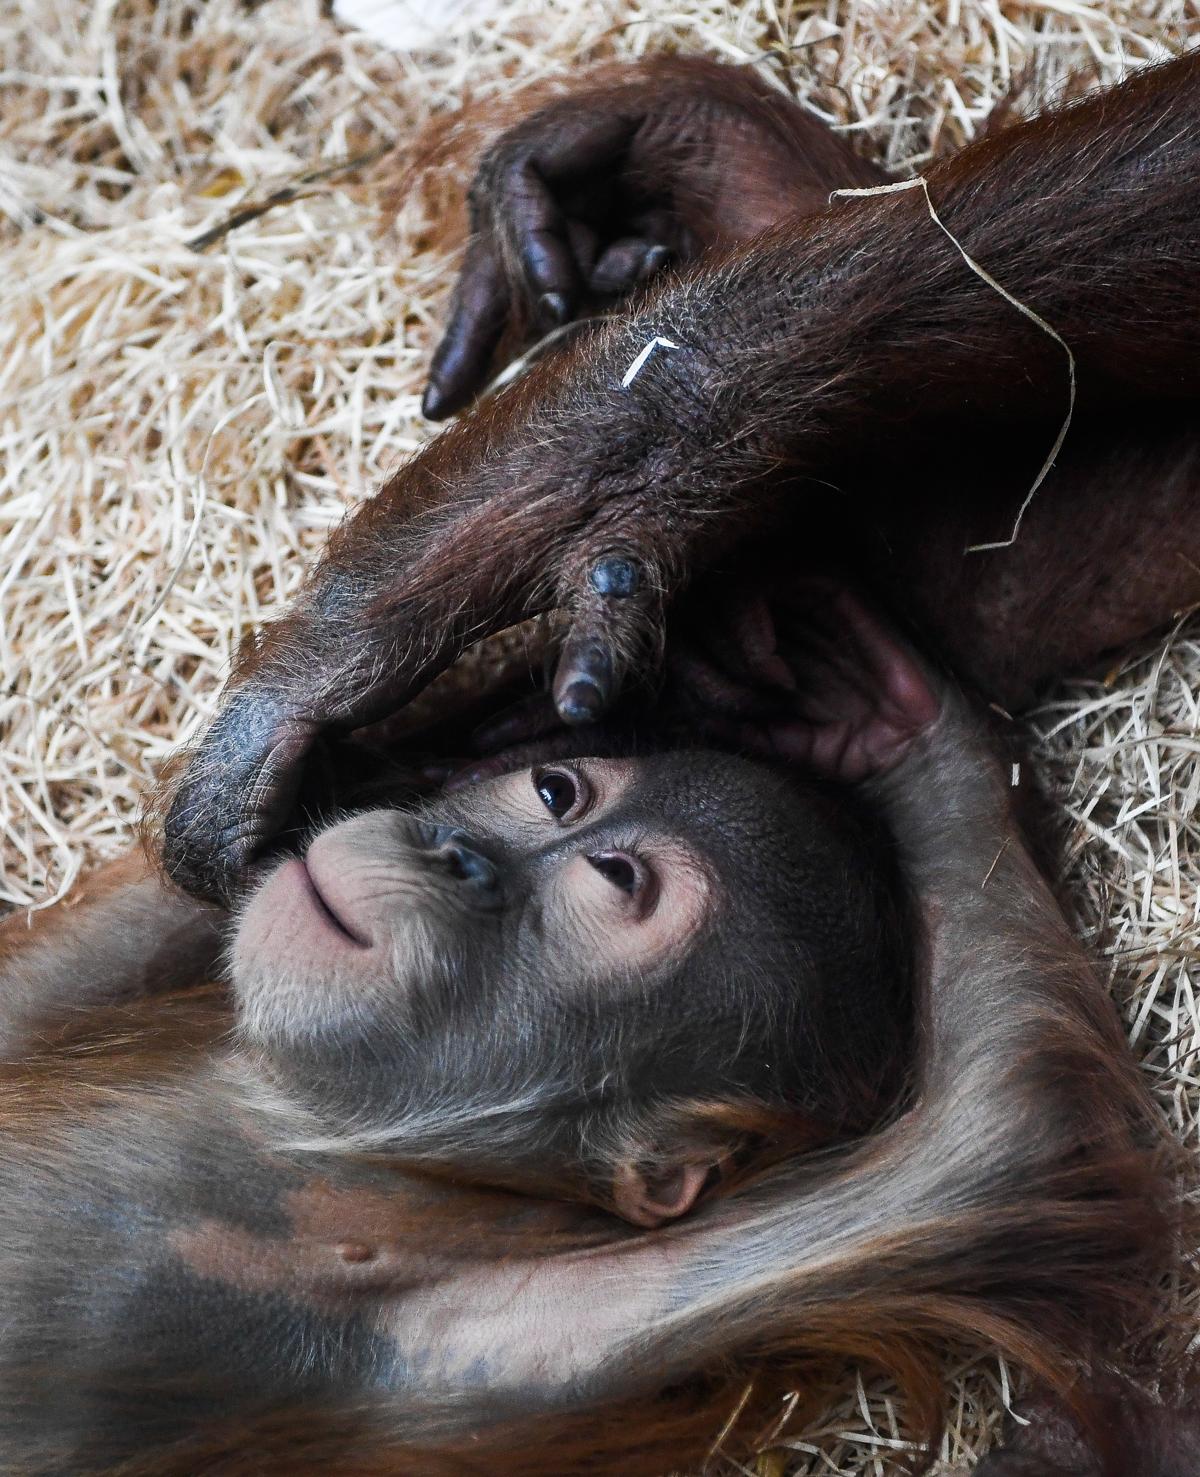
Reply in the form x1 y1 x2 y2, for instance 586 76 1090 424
1 0 1197 1470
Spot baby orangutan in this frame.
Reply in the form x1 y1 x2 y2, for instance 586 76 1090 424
0 597 1169 1475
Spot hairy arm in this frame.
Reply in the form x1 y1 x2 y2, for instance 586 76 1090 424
0 849 225 1057
421 54 885 417
163 53 1200 902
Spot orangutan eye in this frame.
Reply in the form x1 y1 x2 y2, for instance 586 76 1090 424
586 850 646 899
534 766 586 821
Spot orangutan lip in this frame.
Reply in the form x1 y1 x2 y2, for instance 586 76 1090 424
294 858 369 948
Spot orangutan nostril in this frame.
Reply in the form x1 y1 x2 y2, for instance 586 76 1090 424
441 834 500 892
413 822 458 851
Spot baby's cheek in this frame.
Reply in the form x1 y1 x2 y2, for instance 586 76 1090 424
629 862 710 970
553 855 710 976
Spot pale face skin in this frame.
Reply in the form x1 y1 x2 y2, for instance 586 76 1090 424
231 758 712 1049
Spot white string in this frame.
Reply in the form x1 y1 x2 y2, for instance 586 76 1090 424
620 334 679 388
832 176 1076 553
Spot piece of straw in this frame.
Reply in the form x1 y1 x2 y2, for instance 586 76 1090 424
832 174 1075 554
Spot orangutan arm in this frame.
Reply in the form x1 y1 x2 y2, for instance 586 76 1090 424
0 849 225 1056
162 53 1200 904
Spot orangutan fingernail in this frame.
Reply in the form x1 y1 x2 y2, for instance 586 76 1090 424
638 245 670 281
422 382 453 420
558 679 604 724
589 556 640 598
538 291 570 329
336 1242 375 1264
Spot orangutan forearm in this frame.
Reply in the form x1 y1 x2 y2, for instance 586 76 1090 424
160 52 1200 905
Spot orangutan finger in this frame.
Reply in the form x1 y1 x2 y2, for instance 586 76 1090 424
471 692 560 753
423 239 511 419
551 553 659 725
501 160 585 325
589 239 672 296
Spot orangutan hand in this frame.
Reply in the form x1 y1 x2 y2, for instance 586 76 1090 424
422 54 881 418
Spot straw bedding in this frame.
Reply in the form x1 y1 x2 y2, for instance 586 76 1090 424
1 0 1197 1470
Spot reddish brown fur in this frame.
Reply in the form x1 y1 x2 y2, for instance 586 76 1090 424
387 56 885 367
35 49 1200 1475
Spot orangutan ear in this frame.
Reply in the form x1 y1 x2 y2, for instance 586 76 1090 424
611 1160 715 1228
